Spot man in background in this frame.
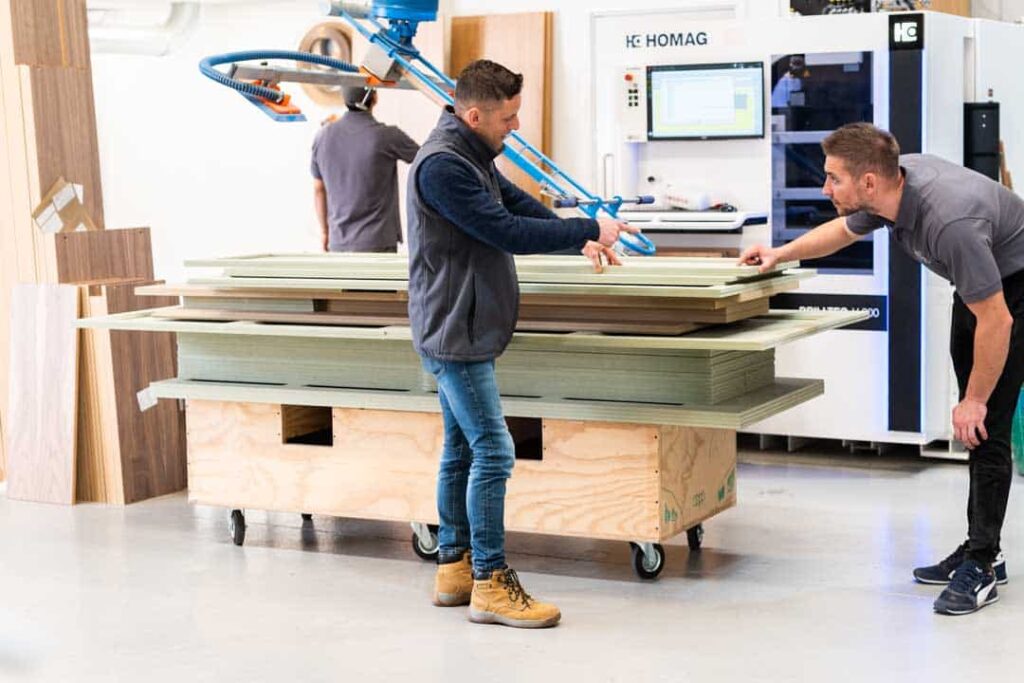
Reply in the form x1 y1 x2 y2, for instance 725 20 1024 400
311 86 420 252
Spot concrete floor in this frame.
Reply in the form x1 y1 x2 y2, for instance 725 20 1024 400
2 447 1022 682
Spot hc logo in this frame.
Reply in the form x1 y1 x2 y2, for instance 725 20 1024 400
894 21 918 43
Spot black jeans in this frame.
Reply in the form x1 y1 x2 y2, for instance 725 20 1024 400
950 268 1024 564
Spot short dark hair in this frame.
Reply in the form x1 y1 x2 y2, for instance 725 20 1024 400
454 59 523 108
344 86 374 112
821 123 901 180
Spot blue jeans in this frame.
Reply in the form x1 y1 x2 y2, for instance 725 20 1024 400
421 358 515 575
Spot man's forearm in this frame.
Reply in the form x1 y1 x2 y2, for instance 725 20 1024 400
314 190 329 237
965 318 1013 404
776 218 857 261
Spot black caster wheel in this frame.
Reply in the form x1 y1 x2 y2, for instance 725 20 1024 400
687 524 704 551
411 524 440 561
630 543 665 580
301 513 313 522
229 509 246 546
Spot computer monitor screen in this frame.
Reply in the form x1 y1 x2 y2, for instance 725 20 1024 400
647 62 765 140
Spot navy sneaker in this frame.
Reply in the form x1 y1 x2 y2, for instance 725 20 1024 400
913 542 1007 585
933 559 999 615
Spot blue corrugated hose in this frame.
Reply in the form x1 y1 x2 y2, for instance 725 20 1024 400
199 50 359 104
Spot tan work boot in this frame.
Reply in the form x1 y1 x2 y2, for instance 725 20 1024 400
433 551 473 606
468 568 561 628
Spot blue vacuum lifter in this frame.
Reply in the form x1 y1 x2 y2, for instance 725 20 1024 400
199 0 655 255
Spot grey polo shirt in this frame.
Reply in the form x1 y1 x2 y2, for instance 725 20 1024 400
846 154 1024 303
311 111 420 251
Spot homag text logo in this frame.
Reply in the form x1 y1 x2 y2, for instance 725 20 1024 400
626 31 709 49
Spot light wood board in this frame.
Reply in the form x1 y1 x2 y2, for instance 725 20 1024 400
5 284 79 504
156 304 708 336
658 426 736 539
77 287 123 503
152 376 823 430
79 308 868 352
145 281 780 313
151 284 774 322
182 271 814 300
186 253 797 286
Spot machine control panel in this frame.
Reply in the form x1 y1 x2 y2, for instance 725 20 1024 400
621 67 646 142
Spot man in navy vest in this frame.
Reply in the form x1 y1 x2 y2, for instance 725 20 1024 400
407 59 638 628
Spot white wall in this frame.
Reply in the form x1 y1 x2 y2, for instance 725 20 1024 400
973 0 1024 22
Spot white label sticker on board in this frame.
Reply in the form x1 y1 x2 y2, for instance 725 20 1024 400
53 184 76 210
137 387 158 412
38 206 64 234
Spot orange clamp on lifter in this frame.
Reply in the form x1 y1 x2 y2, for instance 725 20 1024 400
244 81 306 122
359 67 399 88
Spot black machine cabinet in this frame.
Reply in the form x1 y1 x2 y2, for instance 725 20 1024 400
964 102 1001 181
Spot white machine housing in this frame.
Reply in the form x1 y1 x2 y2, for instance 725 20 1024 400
592 10 1024 452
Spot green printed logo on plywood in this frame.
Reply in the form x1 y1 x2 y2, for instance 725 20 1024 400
728 469 736 492
691 490 706 508
663 503 679 524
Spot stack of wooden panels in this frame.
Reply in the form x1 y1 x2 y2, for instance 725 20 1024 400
140 253 812 336
77 282 186 504
3 229 187 503
1 0 105 478
2 228 153 492
81 307 868 425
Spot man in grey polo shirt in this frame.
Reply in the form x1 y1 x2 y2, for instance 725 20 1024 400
740 122 1024 616
311 86 420 252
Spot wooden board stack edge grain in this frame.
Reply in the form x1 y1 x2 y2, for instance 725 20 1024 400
149 376 824 431
180 270 814 300
76 288 124 504
78 308 869 352
77 308 868 352
77 281 186 504
5 284 79 504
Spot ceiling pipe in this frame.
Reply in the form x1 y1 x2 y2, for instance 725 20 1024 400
88 2 201 56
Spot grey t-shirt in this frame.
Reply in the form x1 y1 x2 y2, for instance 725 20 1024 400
846 154 1024 303
311 111 420 251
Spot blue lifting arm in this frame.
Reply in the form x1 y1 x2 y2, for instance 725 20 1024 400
199 0 656 255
